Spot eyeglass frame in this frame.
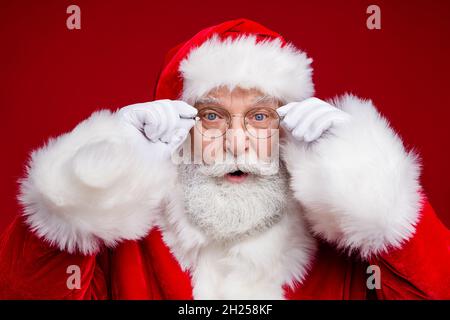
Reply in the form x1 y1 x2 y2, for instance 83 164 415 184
182 105 285 139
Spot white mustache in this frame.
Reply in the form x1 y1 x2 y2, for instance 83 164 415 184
198 153 280 177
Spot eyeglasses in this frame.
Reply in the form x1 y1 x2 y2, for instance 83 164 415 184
190 106 282 139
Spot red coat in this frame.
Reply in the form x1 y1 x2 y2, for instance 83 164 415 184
0 199 448 300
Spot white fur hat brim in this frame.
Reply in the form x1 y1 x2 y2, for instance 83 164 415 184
179 35 314 104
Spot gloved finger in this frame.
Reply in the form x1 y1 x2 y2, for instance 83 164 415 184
126 109 157 140
281 100 321 131
151 103 172 139
168 127 190 153
276 102 297 117
144 112 165 141
277 97 328 116
176 118 196 131
143 123 160 143
118 102 168 141
119 107 145 129
173 100 198 118
160 105 187 143
160 118 195 143
118 102 155 119
290 105 336 140
304 110 347 142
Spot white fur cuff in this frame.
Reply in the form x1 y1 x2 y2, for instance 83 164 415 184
19 110 176 255
282 94 423 257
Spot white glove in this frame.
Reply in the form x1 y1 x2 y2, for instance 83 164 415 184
117 99 197 159
277 97 351 142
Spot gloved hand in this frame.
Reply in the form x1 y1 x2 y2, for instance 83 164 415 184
277 97 351 143
117 99 197 159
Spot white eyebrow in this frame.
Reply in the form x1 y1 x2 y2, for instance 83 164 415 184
194 94 281 107
194 96 222 105
251 95 279 106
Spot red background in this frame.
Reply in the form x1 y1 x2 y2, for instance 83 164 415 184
0 0 449 232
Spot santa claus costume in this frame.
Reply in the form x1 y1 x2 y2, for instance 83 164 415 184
0 18 449 300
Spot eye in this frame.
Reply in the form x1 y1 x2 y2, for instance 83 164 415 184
200 110 223 122
253 113 267 121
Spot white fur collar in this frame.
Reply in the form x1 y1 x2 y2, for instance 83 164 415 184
156 185 317 299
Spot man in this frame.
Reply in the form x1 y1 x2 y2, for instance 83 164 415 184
0 18 449 299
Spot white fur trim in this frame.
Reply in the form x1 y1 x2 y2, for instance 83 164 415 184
157 189 316 299
282 94 423 258
179 35 314 104
19 110 176 255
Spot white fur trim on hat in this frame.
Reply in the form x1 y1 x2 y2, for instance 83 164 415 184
179 35 314 103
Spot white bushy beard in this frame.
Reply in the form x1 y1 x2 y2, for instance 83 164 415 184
177 157 291 243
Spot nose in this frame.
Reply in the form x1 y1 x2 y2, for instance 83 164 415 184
225 116 249 157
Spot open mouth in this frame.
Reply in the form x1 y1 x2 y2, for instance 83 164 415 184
225 170 249 183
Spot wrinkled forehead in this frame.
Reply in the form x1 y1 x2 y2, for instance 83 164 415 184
194 86 283 112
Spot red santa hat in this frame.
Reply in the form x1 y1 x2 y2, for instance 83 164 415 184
153 18 314 104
